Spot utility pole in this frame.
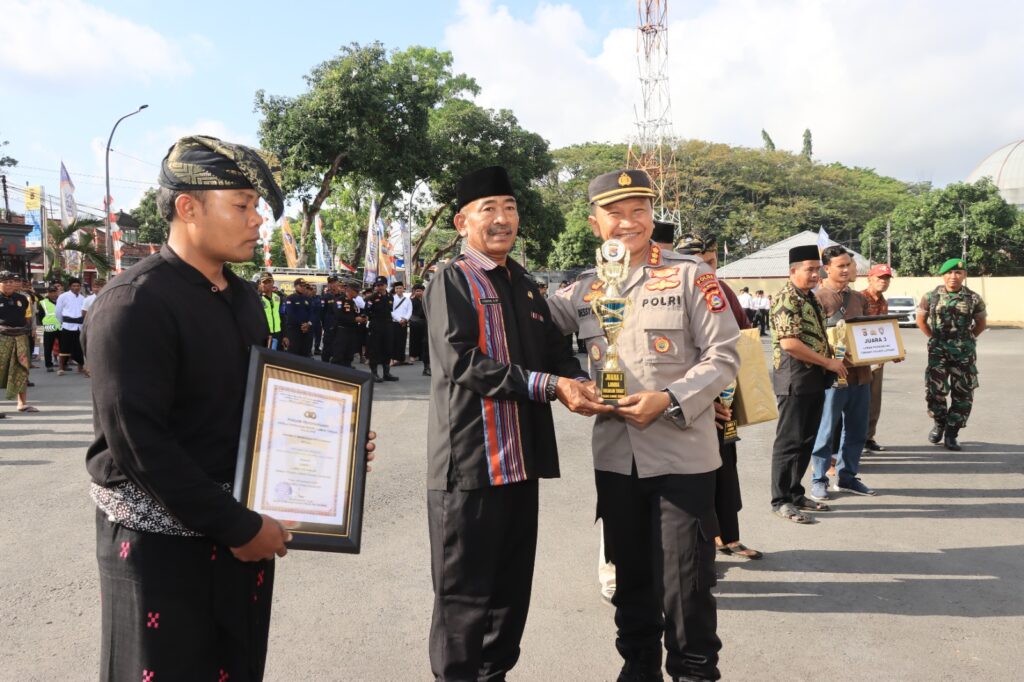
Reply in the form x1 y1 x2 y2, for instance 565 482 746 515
1 175 9 221
104 105 149 260
40 185 49 279
885 219 892 265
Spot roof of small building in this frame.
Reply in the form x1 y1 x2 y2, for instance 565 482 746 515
716 230 871 278
966 139 1024 207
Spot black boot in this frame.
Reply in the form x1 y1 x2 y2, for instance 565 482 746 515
370 365 383 383
383 370 399 382
927 421 944 444
422 367 431 376
617 649 663 682
944 427 962 451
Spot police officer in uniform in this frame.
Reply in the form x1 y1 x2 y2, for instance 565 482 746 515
283 278 315 357
258 274 283 350
37 285 62 371
548 170 740 682
329 280 365 368
916 258 987 451
319 276 341 363
365 276 398 382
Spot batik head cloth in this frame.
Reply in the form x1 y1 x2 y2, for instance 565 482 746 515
158 135 285 219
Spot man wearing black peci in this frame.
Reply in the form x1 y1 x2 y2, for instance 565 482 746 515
424 165 611 681
83 135 377 682
365 275 398 382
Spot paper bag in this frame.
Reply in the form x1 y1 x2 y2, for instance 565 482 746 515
733 328 778 427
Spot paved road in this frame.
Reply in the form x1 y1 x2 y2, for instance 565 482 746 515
2 329 1022 681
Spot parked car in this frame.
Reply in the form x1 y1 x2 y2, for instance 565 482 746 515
887 296 917 327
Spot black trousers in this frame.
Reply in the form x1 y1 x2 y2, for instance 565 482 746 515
409 321 426 360
59 328 84 366
596 468 721 681
285 326 313 357
330 327 358 368
770 392 826 509
428 480 539 682
367 320 393 369
321 325 337 363
42 330 59 368
95 509 274 682
392 322 408 362
714 432 742 545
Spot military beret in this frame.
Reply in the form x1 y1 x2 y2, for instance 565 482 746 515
588 169 657 207
938 258 966 275
456 166 515 211
789 245 821 263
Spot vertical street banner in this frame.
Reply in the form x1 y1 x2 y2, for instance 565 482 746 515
257 198 275 267
24 186 43 248
817 227 831 256
281 218 298 268
362 198 380 285
314 214 329 270
59 162 77 228
376 216 394 281
399 218 412 285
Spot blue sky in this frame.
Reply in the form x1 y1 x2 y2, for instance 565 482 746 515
3 0 1022 218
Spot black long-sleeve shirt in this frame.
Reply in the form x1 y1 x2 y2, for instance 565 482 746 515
83 245 268 547
424 247 588 491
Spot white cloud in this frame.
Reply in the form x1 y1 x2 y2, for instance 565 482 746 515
445 0 1024 185
0 0 190 88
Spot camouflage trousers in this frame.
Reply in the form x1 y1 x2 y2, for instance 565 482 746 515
925 337 978 429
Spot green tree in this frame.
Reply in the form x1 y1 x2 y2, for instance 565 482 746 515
256 43 476 267
863 179 1024 275
0 134 15 169
802 128 813 160
45 219 111 280
129 187 168 244
761 129 775 152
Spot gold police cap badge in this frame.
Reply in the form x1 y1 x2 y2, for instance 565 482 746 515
618 172 632 187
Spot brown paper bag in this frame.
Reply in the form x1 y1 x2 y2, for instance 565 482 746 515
733 328 778 427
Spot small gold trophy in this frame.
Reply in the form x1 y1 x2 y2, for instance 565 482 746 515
719 381 740 443
592 239 630 403
829 320 848 387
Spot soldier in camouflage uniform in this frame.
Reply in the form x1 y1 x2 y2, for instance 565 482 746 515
915 258 987 451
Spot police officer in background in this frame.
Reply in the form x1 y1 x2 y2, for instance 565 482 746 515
319 276 341 363
329 280 365 368
258 274 283 350
916 258 987 451
548 169 740 682
283 278 315 357
365 276 398 382
408 283 430 375
37 285 62 371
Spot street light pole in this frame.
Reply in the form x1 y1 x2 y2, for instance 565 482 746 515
104 104 149 261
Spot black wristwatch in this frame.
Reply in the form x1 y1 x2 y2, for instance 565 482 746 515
545 375 559 402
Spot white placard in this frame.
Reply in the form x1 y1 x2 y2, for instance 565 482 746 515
849 320 902 362
251 378 353 525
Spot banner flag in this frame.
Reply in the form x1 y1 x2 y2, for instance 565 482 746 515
281 218 298 268
59 162 77 228
314 214 329 270
363 198 380 285
817 227 831 256
24 186 43 248
376 216 394 281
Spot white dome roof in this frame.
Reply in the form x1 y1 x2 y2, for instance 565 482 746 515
966 140 1024 207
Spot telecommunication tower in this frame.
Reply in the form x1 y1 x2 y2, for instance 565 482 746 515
626 0 680 229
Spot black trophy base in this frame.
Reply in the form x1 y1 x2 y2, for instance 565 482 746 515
598 369 626 405
722 418 740 444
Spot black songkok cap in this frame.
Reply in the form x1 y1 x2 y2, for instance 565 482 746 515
588 169 657 206
652 220 675 245
412 283 425 291
456 166 515 211
789 245 821 263
158 135 285 220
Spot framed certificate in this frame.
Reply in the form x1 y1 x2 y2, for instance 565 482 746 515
233 346 374 553
843 315 906 366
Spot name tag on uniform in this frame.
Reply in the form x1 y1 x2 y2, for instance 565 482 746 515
479 297 500 305
577 306 593 319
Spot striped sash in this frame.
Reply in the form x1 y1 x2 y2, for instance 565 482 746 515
453 258 527 486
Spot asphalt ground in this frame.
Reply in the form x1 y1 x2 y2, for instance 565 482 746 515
1 328 1022 681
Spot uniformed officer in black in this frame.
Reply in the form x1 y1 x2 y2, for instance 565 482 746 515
319 276 341 363
283 278 315 357
409 283 430 376
365 276 397 382
329 280 365 368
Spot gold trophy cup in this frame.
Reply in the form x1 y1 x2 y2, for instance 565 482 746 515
592 239 630 403
719 381 740 443
829 320 848 388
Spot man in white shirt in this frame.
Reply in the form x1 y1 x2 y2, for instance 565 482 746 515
737 287 755 323
390 282 413 365
55 277 88 376
752 289 770 335
81 278 106 317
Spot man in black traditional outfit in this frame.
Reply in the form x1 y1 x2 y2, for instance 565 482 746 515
84 135 375 682
424 166 611 681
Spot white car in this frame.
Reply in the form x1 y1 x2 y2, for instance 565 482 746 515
887 296 917 327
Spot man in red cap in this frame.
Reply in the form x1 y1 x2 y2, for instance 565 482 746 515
862 264 893 451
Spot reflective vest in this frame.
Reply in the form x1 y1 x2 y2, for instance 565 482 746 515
261 293 282 334
40 299 61 332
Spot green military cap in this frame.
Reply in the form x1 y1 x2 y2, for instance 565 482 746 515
588 169 657 207
938 258 967 275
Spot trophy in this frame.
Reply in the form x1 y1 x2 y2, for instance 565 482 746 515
829 320 848 387
592 239 630 403
719 381 740 443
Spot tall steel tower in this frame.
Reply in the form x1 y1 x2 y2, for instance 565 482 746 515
626 0 680 229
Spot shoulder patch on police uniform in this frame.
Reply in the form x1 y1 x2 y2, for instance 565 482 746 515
695 272 727 313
